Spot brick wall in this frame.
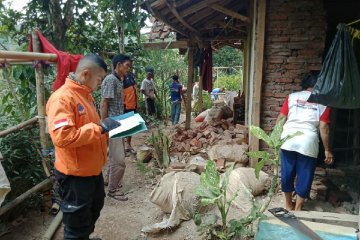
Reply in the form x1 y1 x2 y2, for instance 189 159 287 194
261 0 327 136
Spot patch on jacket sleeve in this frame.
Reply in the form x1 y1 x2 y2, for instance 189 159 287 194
54 118 69 130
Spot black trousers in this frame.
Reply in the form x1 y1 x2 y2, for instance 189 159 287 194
54 170 105 240
146 98 155 115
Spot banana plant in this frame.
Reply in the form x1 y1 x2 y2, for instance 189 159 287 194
247 117 302 212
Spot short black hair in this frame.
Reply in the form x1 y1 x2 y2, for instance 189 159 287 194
301 71 320 90
112 54 131 69
145 67 154 74
172 75 179 81
76 54 107 72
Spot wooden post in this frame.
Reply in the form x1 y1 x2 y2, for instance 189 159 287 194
249 0 266 167
32 31 51 177
185 47 195 130
198 66 203 113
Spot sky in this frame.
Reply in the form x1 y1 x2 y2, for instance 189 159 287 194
4 0 29 11
4 0 151 33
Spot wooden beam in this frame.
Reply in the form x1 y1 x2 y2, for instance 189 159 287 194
143 41 188 49
202 35 246 41
145 1 188 37
0 50 57 61
210 4 251 24
179 0 219 18
190 0 233 28
0 117 38 138
185 47 195 130
150 0 166 8
249 0 266 166
32 31 51 177
0 178 52 217
165 1 198 33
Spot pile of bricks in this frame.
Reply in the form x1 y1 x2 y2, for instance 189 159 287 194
171 120 248 155
310 167 352 206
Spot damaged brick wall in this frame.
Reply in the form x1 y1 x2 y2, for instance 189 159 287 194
261 0 327 140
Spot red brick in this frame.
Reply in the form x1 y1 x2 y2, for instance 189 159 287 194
267 56 285 64
271 36 290 42
274 92 288 98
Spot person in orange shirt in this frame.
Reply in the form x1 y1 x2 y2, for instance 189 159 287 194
123 61 138 155
47 54 119 240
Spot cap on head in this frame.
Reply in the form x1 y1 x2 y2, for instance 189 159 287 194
112 54 131 69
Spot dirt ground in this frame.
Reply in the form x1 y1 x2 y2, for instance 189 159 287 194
2 118 359 240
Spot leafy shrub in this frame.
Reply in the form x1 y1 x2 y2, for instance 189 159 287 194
0 129 45 208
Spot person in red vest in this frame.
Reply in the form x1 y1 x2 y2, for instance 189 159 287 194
277 72 334 211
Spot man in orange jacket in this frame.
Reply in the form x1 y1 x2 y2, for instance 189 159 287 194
47 54 119 240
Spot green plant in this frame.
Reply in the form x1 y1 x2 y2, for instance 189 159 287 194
247 118 302 212
195 160 238 239
193 92 212 116
194 119 302 239
148 129 170 169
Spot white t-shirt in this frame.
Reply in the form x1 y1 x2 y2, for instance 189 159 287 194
141 78 155 99
280 91 330 158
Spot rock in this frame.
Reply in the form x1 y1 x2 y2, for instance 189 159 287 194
136 146 153 163
170 155 179 163
314 167 326 177
184 143 191 152
190 139 202 148
215 158 226 171
208 144 248 163
188 156 207 172
169 162 186 170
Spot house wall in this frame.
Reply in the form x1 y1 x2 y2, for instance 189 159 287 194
261 0 327 135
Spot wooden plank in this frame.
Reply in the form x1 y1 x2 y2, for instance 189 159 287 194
166 1 198 33
185 47 195 130
143 41 188 49
32 31 51 177
249 0 266 166
0 117 38 138
294 211 358 228
0 50 57 61
210 3 251 24
179 0 219 18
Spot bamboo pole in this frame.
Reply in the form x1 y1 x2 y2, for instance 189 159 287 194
0 50 57 61
0 117 38 138
43 211 63 240
32 31 51 177
0 178 52 217
185 47 195 130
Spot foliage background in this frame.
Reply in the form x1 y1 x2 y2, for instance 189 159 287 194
0 0 243 215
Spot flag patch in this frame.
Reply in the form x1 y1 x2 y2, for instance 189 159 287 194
54 118 69 130
78 104 86 115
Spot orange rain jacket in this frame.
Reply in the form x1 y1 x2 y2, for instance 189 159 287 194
46 78 107 177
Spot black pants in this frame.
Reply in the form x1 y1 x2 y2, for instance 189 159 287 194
54 170 105 240
146 98 155 115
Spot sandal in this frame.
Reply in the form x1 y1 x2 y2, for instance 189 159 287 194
125 147 136 154
108 190 128 201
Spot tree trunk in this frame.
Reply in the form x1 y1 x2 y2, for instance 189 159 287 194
47 0 74 50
